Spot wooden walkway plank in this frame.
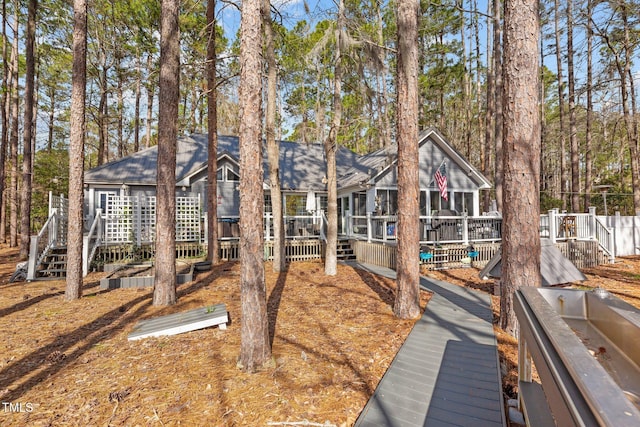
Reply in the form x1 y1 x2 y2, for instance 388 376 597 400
348 262 506 427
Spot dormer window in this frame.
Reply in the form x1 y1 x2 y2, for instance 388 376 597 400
226 168 239 181
217 165 240 182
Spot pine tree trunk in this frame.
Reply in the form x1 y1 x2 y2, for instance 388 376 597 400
584 0 593 209
97 67 109 165
206 0 220 264
238 0 271 372
493 0 503 212
19 0 36 260
567 0 579 212
483 0 494 212
324 0 345 277
501 0 541 337
66 0 87 301
554 0 567 210
153 0 180 307
9 6 18 248
263 0 284 272
146 54 154 149
134 54 142 153
1 0 9 244
394 0 421 320
622 7 640 215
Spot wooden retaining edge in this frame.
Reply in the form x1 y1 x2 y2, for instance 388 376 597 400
99 263 195 290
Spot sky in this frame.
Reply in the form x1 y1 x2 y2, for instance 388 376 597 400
218 0 337 41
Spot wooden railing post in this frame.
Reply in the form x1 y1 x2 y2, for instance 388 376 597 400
548 209 557 243
462 214 469 245
83 234 89 276
588 207 597 240
26 235 39 281
367 213 372 243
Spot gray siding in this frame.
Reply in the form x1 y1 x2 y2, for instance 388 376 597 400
375 137 478 191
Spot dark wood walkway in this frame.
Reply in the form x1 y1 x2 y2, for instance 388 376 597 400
349 262 506 427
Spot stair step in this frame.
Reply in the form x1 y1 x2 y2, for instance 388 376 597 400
38 268 67 273
41 260 67 266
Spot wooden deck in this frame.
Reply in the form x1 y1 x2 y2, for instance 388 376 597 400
348 262 506 427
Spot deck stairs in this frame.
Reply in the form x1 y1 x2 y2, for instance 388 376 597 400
336 238 356 261
33 246 67 280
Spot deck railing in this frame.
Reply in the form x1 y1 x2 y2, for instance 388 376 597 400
346 213 503 245
541 208 614 262
27 209 64 281
83 209 103 276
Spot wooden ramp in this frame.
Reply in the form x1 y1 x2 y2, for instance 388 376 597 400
348 262 506 427
128 303 228 341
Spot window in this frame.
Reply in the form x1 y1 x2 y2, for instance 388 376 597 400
216 165 240 182
285 194 306 216
454 192 474 215
353 192 367 216
264 194 272 214
318 195 328 212
97 191 117 212
226 168 239 181
376 189 397 215
430 190 450 213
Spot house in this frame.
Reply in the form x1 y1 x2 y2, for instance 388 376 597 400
28 128 499 280
83 127 492 234
28 127 613 281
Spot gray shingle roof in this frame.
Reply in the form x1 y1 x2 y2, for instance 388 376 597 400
84 134 362 192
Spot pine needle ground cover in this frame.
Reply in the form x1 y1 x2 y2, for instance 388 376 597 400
1 244 638 426
0 247 429 426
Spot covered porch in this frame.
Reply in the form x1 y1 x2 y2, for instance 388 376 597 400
27 193 614 280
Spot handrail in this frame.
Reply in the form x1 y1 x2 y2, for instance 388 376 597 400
27 209 59 281
594 216 615 263
320 211 328 242
83 208 103 276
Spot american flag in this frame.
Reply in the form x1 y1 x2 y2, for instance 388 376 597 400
435 162 448 201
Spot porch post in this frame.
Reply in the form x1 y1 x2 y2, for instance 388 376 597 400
610 212 618 262
96 208 103 241
462 213 469 245
367 212 372 243
51 209 58 247
548 209 557 244
265 212 271 241
588 206 596 240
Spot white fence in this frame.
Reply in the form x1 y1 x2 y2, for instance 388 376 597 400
609 213 640 256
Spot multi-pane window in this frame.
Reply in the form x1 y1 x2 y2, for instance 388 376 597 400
285 194 306 216
376 189 398 215
430 190 450 213
353 192 367 216
454 192 474 215
217 165 240 182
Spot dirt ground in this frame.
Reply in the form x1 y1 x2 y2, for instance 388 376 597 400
0 244 639 426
